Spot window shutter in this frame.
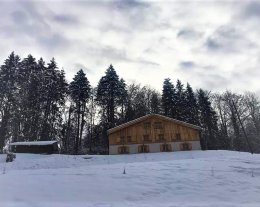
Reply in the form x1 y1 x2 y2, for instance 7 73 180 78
116 137 121 143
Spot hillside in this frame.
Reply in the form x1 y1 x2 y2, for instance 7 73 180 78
0 151 260 207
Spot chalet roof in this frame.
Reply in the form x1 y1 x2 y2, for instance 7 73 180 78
9 141 58 146
107 114 202 134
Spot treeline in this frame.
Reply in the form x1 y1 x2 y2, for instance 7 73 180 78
0 52 259 154
0 53 67 151
212 92 260 153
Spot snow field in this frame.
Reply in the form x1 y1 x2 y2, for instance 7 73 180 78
0 150 260 207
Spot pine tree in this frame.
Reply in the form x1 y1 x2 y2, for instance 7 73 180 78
0 54 68 149
40 58 68 141
18 55 41 141
151 91 161 114
117 78 128 124
184 83 199 125
0 52 20 149
175 79 185 121
162 78 175 117
69 69 91 154
124 83 139 121
96 65 121 126
96 64 122 149
197 89 218 150
132 86 149 118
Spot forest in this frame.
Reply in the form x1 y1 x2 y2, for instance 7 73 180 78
0 52 259 154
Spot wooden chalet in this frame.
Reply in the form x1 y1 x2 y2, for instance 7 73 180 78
108 114 202 155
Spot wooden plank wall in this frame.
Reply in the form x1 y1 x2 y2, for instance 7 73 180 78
109 116 200 145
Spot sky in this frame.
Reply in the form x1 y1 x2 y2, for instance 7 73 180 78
0 0 260 95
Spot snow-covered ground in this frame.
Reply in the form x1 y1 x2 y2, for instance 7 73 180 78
1 150 260 207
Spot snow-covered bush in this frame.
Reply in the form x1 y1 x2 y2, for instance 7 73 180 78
2 145 9 154
6 152 16 163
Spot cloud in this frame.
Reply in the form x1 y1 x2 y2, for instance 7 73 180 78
202 74 230 90
204 25 256 53
113 0 149 10
0 0 259 96
38 33 70 50
240 1 260 19
177 29 203 40
11 10 28 25
135 58 160 67
179 61 195 69
73 63 93 75
52 14 78 25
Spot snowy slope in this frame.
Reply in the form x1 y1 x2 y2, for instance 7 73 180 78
0 151 260 207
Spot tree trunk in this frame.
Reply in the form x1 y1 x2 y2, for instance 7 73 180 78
0 108 10 150
74 103 81 154
79 103 86 148
40 99 51 140
90 96 94 153
65 106 72 153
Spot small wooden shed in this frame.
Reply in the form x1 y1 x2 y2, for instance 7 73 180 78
9 141 59 154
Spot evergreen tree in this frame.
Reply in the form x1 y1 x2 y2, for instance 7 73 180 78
175 79 185 121
18 55 41 141
150 91 161 114
132 86 150 118
117 78 128 124
124 83 139 122
197 89 218 150
184 83 199 125
69 69 91 154
0 54 68 150
0 52 20 149
162 78 175 117
39 58 68 141
125 102 135 121
96 64 122 149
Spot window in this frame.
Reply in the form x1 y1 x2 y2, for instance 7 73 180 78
118 146 129 154
116 137 121 143
117 136 125 144
120 130 125 137
171 134 175 141
160 144 172 152
176 133 181 141
158 134 165 141
143 134 150 142
154 122 163 129
180 142 192 151
143 122 151 128
138 145 149 153
186 129 191 140
127 136 132 143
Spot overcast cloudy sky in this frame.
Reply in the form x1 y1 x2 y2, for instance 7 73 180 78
0 0 259 95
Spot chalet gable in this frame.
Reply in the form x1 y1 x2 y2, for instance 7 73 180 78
107 114 202 135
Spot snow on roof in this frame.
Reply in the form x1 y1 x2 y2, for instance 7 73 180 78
9 141 58 146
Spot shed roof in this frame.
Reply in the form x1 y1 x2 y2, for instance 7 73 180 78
107 114 202 134
9 141 58 146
